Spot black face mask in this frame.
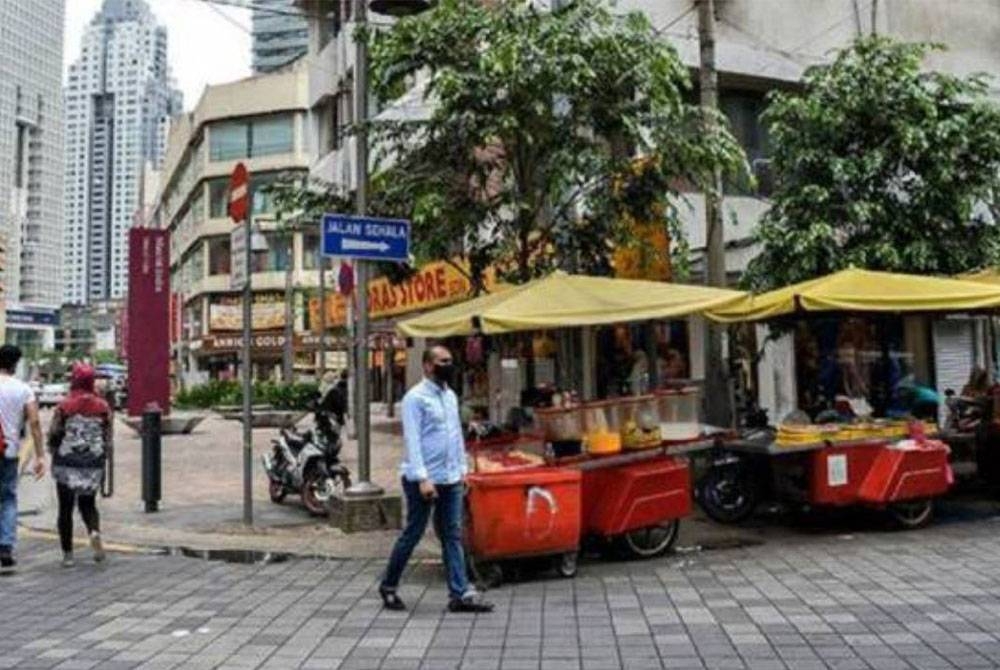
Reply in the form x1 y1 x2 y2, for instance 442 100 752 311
433 363 456 386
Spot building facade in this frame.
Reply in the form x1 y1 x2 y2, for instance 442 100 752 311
0 0 66 345
252 0 310 74
63 0 182 306
151 65 328 388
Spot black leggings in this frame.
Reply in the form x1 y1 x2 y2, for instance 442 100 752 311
56 483 100 554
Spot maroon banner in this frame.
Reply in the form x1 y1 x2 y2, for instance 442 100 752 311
126 228 171 416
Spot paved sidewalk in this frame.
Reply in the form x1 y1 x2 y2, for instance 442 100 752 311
4 515 1000 669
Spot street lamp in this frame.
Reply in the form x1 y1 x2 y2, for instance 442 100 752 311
346 0 431 497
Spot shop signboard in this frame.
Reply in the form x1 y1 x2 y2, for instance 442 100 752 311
126 228 170 416
208 294 285 331
230 225 247 291
308 260 499 327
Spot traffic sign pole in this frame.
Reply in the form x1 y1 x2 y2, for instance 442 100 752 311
228 161 253 526
348 0 380 497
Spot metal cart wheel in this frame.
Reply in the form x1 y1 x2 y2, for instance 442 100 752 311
555 551 579 578
888 499 933 529
697 465 758 524
616 519 680 559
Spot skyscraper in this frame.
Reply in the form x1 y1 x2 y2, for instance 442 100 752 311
0 0 65 315
252 0 309 73
63 0 182 305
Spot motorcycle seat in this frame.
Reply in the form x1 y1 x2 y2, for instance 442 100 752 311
282 429 314 453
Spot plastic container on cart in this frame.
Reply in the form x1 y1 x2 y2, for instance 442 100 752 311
582 401 623 455
535 406 584 458
466 468 582 560
655 388 701 441
467 433 547 474
620 396 662 450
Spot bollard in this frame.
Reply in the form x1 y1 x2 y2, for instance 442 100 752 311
141 403 162 512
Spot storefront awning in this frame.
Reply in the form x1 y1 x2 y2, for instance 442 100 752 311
397 272 746 337
708 268 1000 323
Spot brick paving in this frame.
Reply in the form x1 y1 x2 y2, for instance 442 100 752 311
4 516 1000 669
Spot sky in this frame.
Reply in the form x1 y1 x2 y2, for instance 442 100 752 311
63 0 253 110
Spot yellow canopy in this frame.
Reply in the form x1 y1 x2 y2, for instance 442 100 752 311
959 268 1000 285
709 268 1000 323
397 272 747 337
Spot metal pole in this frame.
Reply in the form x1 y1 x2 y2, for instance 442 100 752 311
282 232 294 382
318 253 327 378
346 0 381 496
242 213 254 525
697 0 731 428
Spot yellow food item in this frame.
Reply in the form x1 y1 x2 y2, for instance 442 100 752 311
587 430 622 454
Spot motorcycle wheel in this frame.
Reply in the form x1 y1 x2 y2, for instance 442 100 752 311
301 470 331 516
697 465 758 524
269 479 287 504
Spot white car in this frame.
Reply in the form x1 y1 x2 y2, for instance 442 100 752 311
38 383 69 408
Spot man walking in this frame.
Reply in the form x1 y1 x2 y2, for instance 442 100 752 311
379 345 493 613
0 345 47 573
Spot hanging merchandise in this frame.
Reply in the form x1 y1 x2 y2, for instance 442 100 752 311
466 333 484 366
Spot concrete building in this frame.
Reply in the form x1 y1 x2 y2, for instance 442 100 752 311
151 64 328 388
252 0 310 73
0 0 66 346
63 0 182 306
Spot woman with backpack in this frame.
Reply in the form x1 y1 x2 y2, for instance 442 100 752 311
47 363 112 567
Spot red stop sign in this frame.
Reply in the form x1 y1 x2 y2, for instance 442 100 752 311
228 162 249 223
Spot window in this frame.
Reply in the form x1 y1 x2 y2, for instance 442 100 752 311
208 177 228 218
207 236 231 275
251 172 282 215
209 121 248 161
720 90 770 196
303 230 320 270
208 115 294 161
252 233 291 273
250 116 294 157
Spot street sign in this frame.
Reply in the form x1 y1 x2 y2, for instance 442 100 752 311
230 225 247 290
228 162 249 223
321 213 410 262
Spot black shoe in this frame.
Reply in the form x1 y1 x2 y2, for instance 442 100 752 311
0 546 15 574
379 585 406 611
448 593 494 613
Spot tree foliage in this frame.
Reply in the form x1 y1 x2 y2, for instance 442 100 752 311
745 37 1000 290
367 0 745 286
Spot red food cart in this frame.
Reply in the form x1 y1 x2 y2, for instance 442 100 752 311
699 427 953 528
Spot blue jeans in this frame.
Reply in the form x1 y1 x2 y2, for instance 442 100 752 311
0 457 18 549
382 478 469 600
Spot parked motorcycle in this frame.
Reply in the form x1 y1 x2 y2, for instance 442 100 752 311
262 408 352 516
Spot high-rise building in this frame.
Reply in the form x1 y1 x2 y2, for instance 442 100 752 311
252 0 309 73
63 0 182 306
0 0 65 338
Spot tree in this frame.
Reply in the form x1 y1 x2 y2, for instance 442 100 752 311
367 0 745 287
744 36 1000 291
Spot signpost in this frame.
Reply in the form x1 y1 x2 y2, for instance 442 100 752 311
228 162 253 526
322 212 410 496
321 214 410 262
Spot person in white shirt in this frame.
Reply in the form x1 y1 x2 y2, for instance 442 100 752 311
0 345 47 573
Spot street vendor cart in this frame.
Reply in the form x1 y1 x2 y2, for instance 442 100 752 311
399 272 745 582
700 268 1000 527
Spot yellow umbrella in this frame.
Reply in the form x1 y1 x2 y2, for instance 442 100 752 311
398 272 747 337
708 268 1000 323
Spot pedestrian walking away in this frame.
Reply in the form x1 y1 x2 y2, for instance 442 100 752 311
0 345 47 574
47 363 112 567
380 345 493 613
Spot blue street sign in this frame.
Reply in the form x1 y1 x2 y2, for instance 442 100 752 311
321 213 410 262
